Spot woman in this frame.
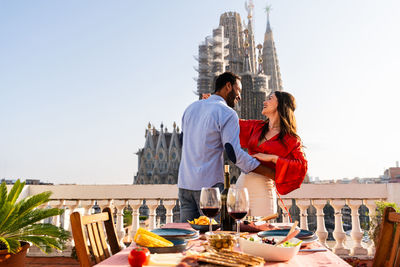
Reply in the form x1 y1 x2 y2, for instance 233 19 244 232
236 91 307 217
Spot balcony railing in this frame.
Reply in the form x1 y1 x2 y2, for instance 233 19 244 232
13 183 400 258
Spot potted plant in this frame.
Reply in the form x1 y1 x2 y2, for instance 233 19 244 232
139 216 149 228
0 180 70 267
368 200 400 247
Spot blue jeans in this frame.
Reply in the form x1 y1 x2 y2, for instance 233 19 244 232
179 183 224 223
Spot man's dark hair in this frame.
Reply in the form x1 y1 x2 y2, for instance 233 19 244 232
214 72 241 93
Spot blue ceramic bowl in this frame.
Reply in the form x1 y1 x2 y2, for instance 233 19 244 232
151 228 197 241
146 239 187 254
189 223 220 233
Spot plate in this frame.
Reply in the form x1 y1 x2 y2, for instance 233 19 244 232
258 229 314 240
189 223 220 233
151 228 197 239
298 234 319 246
146 239 187 254
179 234 200 242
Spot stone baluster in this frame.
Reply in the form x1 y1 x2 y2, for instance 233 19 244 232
347 199 368 256
129 200 142 239
312 200 328 247
64 200 80 251
49 200 64 227
80 200 95 215
146 200 160 230
296 199 310 230
114 200 127 247
97 199 112 211
163 200 176 224
279 199 292 223
331 200 350 255
364 199 377 256
64 200 80 232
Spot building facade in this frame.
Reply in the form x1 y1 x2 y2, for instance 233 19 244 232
134 123 181 184
134 2 283 184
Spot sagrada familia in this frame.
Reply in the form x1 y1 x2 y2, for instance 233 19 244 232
134 1 283 185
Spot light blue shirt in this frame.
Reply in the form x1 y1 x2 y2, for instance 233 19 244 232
178 95 260 190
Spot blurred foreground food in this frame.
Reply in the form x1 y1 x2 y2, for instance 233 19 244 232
134 227 173 247
187 216 218 225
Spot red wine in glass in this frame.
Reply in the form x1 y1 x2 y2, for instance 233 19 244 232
228 211 247 220
227 186 249 237
200 187 221 233
201 207 220 218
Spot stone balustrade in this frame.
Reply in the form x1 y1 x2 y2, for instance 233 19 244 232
12 183 400 258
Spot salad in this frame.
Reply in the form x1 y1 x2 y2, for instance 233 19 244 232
245 236 302 247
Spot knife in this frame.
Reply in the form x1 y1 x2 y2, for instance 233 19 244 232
299 248 328 252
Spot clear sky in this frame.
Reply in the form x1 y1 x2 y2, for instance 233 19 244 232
1 0 399 184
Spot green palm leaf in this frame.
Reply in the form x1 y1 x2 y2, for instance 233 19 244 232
0 202 15 232
16 191 52 217
6 180 24 204
0 182 7 208
4 208 63 234
2 209 65 237
0 236 20 254
17 236 65 253
0 237 10 251
12 224 69 240
0 179 70 254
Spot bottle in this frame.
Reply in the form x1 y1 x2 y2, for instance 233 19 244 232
220 164 235 231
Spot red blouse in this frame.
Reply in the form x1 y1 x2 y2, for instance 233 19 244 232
239 120 308 195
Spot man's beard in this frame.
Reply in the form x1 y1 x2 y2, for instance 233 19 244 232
226 90 236 108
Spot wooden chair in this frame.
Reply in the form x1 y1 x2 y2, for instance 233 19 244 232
70 207 121 267
373 206 400 267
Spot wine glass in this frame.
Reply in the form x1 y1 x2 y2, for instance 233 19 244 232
227 185 249 236
200 187 221 234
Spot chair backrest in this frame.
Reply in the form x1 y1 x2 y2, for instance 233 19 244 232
373 206 400 267
70 207 121 267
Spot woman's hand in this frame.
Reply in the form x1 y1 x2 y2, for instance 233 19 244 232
252 153 278 163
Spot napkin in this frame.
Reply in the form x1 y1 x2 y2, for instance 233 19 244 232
148 253 183 266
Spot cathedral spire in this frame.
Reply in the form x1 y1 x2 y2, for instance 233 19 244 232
265 5 272 33
242 29 252 73
262 6 283 92
245 0 254 20
144 124 155 150
245 0 256 73
156 123 167 151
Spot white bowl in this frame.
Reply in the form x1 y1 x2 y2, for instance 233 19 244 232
239 236 301 261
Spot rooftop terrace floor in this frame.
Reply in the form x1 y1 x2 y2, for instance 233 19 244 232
26 256 79 267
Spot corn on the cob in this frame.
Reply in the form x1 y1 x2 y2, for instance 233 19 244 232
134 227 173 247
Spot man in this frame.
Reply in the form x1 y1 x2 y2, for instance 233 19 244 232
178 72 275 222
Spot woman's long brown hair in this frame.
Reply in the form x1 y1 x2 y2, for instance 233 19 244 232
258 91 299 145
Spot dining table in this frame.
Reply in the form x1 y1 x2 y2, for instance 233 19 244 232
94 223 351 267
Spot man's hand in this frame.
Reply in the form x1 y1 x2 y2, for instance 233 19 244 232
252 164 275 180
